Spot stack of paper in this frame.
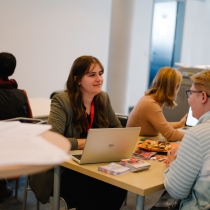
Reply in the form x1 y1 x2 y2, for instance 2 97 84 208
0 121 70 167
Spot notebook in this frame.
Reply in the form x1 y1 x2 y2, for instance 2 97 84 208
179 107 198 131
71 127 141 165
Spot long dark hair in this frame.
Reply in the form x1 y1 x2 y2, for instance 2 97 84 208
66 55 108 132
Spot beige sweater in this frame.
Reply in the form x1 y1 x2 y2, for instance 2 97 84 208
127 95 184 141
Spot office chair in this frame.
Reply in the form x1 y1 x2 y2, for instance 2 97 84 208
115 113 128 128
6 117 68 210
50 90 63 99
3 117 44 124
2 117 44 199
3 117 68 210
23 175 68 210
9 118 69 210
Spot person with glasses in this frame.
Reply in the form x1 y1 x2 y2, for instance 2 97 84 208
164 69 210 210
127 67 186 141
186 89 210 99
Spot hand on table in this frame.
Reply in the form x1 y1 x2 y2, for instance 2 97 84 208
164 147 179 167
77 139 86 149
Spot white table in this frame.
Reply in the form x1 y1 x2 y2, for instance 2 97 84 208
29 98 51 120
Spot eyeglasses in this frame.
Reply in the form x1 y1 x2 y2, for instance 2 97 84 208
186 89 210 98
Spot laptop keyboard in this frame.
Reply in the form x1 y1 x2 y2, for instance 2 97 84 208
72 154 82 160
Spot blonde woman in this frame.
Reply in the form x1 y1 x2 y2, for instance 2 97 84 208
127 67 186 141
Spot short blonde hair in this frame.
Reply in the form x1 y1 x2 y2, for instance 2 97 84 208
145 67 182 107
190 69 210 96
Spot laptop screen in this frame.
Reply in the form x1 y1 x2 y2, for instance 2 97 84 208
186 107 198 127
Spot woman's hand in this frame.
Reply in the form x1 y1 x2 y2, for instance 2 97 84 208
77 139 86 149
169 113 187 129
164 147 179 167
180 113 188 127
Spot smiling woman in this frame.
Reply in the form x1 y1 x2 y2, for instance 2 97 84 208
79 63 103 99
29 55 127 210
65 56 110 138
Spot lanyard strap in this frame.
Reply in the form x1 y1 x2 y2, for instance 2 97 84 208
86 101 95 132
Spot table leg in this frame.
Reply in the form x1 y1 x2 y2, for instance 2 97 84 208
53 166 60 210
136 194 145 210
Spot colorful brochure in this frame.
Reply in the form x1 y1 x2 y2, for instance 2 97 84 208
98 163 130 176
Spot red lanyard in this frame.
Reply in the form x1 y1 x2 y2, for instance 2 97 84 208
86 101 95 132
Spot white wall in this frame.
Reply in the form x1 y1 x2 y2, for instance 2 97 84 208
106 0 136 114
181 0 210 66
0 0 111 98
127 0 154 109
1 0 210 114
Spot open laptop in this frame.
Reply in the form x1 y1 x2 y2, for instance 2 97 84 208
71 127 141 164
179 107 198 131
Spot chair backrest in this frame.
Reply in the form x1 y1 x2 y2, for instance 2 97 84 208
3 117 45 124
0 89 31 120
115 113 128 128
50 90 63 99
